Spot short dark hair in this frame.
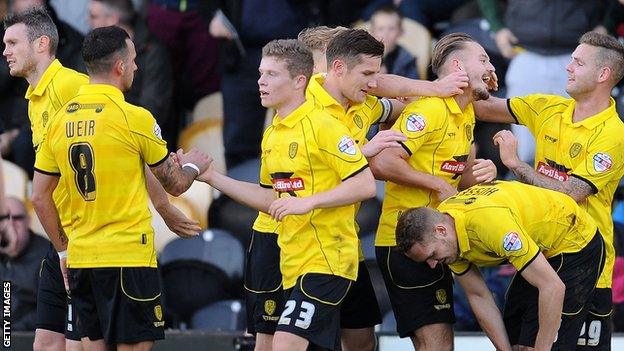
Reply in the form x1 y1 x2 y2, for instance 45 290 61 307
3 7 59 55
93 0 136 26
325 28 384 69
395 207 442 254
431 32 476 76
579 31 624 85
82 26 130 75
262 39 314 82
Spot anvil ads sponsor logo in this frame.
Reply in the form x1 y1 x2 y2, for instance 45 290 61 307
536 160 571 181
440 155 468 179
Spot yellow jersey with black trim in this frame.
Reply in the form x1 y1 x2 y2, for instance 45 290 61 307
376 96 475 246
34 84 168 268
252 119 281 235
438 181 598 275
508 94 624 289
259 100 367 289
27 59 88 230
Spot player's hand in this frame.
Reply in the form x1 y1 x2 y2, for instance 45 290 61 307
159 203 201 238
0 216 18 258
495 28 518 59
471 158 497 183
434 70 469 97
361 130 407 158
486 71 499 92
176 148 213 175
197 161 216 184
60 255 69 292
435 181 458 202
269 196 314 221
493 130 521 169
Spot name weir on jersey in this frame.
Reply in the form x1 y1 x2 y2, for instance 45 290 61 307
66 120 96 138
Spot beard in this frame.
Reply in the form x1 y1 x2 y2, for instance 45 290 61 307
472 87 490 101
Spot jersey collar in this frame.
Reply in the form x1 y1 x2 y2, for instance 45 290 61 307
442 209 471 257
273 100 316 128
562 98 618 129
77 84 126 99
306 73 369 119
25 59 62 99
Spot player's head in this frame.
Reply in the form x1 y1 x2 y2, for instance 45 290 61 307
3 6 58 77
325 28 384 104
258 39 313 109
566 32 624 97
370 5 402 55
431 32 494 101
82 25 137 91
298 25 348 74
396 207 459 268
89 0 135 30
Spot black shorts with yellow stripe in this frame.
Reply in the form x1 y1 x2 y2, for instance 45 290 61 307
244 230 284 335
375 246 455 338
277 273 352 351
503 232 605 350
36 244 83 340
68 267 165 344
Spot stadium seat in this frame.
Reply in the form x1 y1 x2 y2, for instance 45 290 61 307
178 119 226 174
160 229 244 280
227 158 260 183
208 195 258 250
2 159 28 200
192 91 223 122
177 180 213 228
377 310 397 333
190 299 246 331
356 18 432 79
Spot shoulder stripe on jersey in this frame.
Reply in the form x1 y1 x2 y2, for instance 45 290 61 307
570 174 599 194
452 263 472 276
148 154 168 167
34 167 60 177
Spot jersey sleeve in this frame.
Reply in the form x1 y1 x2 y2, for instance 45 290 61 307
34 133 60 176
570 128 624 194
448 259 471 275
365 95 392 125
259 126 274 188
316 115 369 180
391 100 443 156
507 94 569 134
469 208 541 273
126 108 168 167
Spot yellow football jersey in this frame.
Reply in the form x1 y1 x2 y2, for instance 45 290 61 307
252 117 281 235
376 96 475 246
438 181 598 275
35 84 168 268
509 94 624 289
27 59 89 230
259 100 367 289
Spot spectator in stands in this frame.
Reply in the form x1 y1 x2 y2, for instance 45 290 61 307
362 0 472 32
477 0 609 166
0 197 49 331
370 5 419 79
89 0 174 143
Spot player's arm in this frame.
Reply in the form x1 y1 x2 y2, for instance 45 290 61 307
458 144 497 190
370 71 469 98
455 266 513 351
150 149 212 197
473 97 517 123
520 253 566 350
198 167 275 214
31 172 66 252
269 167 376 221
145 165 201 238
369 147 457 201
493 130 593 202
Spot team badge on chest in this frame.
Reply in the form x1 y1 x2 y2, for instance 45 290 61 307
569 143 582 158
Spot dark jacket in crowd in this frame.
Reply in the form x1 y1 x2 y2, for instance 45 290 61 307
384 46 419 80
